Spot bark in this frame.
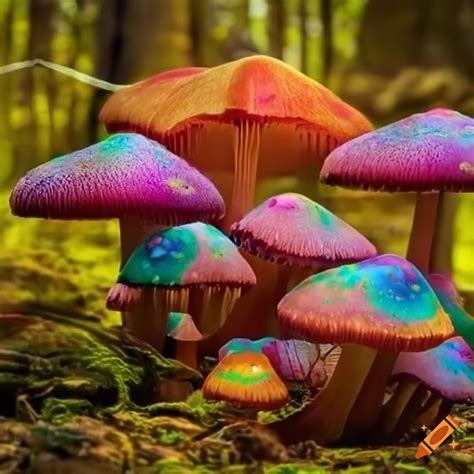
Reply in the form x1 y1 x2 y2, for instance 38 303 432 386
320 0 333 83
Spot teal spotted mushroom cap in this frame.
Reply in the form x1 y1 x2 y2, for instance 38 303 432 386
230 193 376 268
107 222 256 310
277 254 453 352
10 133 225 225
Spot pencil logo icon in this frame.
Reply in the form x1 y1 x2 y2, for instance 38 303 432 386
416 415 460 459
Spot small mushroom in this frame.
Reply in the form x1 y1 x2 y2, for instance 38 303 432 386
382 336 474 438
427 273 474 348
202 350 289 410
275 254 453 444
166 312 203 342
231 192 377 304
321 108 474 273
107 222 256 363
218 337 327 390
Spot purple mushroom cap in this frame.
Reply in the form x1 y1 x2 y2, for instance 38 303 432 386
320 109 474 192
10 133 225 224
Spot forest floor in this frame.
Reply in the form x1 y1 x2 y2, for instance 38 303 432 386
0 308 473 474
0 189 474 473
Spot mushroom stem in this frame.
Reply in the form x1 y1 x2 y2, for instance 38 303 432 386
119 217 160 266
406 192 441 273
191 287 241 338
175 341 199 369
288 267 315 292
201 254 278 354
159 336 197 402
390 384 429 440
221 121 262 231
378 379 421 437
127 287 190 355
274 344 377 445
275 266 314 303
430 192 457 273
343 351 398 439
124 288 167 352
414 392 444 427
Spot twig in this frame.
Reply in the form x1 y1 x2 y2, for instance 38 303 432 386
0 59 127 91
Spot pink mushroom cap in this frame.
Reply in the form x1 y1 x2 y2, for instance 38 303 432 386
230 193 377 268
10 133 225 224
393 336 474 402
321 108 474 192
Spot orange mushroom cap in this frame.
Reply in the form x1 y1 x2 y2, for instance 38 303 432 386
202 350 289 410
100 55 372 153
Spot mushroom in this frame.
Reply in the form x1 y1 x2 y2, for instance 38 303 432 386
275 254 453 444
230 192 377 304
381 336 474 439
100 55 373 230
218 337 327 391
427 273 474 348
166 312 203 342
321 108 474 274
10 133 225 264
202 350 289 410
107 222 256 364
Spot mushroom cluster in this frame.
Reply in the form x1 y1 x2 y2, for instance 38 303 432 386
9 55 473 447
382 336 474 440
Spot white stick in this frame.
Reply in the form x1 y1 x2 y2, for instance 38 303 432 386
0 58 127 92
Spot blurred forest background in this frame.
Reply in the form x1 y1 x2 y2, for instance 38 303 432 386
0 0 474 324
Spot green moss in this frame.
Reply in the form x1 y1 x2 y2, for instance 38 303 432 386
155 428 186 446
259 384 313 424
42 398 94 424
0 310 199 420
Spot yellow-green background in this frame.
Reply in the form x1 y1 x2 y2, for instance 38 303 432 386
0 0 473 325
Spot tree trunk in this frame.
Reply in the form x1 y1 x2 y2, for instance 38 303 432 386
267 0 286 59
320 0 333 83
87 0 127 143
115 0 192 82
357 0 474 78
0 0 13 187
189 0 209 65
299 0 308 74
